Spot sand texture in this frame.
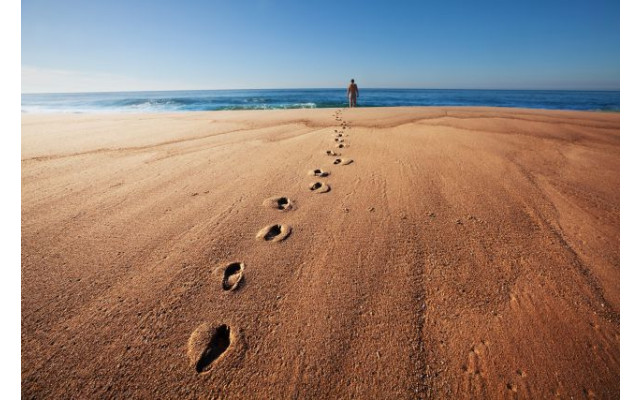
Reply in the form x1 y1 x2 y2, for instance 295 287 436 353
22 107 620 399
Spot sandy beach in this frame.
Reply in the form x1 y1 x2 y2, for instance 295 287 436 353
21 107 619 398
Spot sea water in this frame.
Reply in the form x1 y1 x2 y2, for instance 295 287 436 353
21 89 619 113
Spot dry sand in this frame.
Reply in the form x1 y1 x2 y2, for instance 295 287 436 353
21 107 619 399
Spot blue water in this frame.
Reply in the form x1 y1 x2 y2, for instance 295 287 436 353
21 89 620 113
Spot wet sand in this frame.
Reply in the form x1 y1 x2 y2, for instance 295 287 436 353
22 107 620 399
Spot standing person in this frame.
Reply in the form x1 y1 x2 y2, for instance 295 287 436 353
347 79 359 108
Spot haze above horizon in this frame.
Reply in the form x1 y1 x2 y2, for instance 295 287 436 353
22 0 620 94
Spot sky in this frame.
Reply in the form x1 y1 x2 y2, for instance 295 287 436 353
21 0 620 93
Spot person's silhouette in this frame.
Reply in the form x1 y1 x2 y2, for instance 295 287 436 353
347 79 359 108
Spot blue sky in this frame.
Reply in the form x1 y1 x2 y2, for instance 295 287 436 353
21 0 620 93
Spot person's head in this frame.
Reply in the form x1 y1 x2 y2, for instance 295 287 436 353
351 79 355 83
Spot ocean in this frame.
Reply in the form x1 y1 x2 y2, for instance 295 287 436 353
21 89 620 113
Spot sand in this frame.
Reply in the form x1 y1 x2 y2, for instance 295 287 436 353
21 107 619 399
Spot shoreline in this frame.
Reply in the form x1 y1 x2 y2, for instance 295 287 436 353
21 104 622 115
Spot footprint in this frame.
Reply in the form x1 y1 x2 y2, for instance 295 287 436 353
221 262 244 291
188 324 233 373
333 158 353 165
256 224 292 242
308 169 330 177
336 144 345 148
326 150 339 156
309 182 330 193
263 196 293 211
461 341 490 397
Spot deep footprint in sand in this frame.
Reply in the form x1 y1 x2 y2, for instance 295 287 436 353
326 150 339 156
263 196 293 211
221 262 244 291
334 158 353 165
188 324 233 373
256 224 292 242
336 144 345 148
308 169 330 177
309 182 330 193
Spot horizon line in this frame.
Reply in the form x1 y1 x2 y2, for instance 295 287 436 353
22 87 622 96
